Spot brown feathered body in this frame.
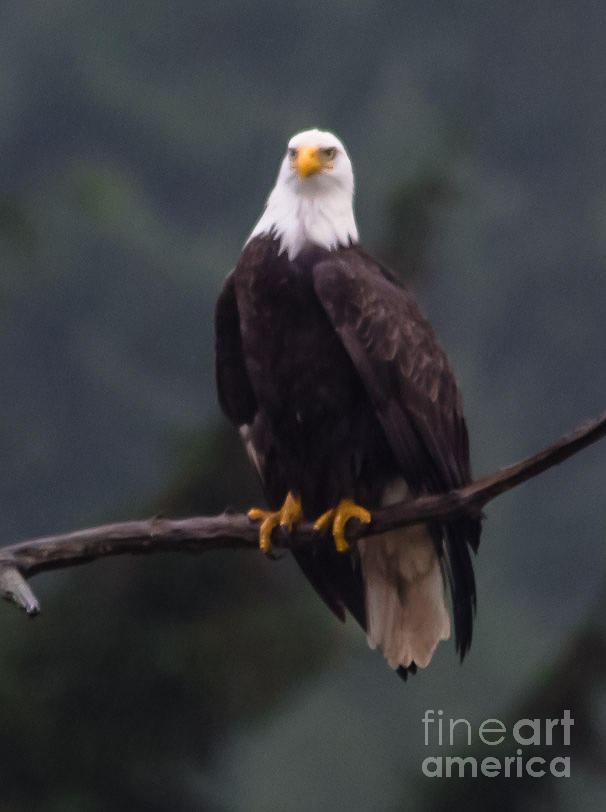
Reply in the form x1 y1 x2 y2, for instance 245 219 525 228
215 234 480 676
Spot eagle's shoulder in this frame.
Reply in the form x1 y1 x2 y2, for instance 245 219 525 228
312 244 448 377
235 233 281 273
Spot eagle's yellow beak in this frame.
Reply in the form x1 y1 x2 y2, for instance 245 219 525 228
296 145 322 178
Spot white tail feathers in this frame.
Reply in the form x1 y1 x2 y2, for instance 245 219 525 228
358 523 451 670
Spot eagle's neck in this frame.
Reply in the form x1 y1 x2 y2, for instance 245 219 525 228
247 174 359 261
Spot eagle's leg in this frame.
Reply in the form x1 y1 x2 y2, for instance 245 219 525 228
248 491 303 553
314 499 371 553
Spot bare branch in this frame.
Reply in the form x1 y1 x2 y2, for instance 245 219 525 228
1 409 605 615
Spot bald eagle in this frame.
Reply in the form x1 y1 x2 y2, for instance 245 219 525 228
215 129 480 677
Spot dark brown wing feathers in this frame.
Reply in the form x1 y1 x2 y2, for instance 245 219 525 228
313 249 479 656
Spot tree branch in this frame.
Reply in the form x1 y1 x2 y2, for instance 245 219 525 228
1 409 605 616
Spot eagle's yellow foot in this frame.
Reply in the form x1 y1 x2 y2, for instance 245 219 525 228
248 491 303 553
313 499 371 553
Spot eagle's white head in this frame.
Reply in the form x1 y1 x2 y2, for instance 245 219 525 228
247 128 359 260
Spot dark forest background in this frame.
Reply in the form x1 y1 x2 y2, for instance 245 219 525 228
1 1 605 809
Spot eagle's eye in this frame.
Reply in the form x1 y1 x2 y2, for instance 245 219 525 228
288 147 298 160
322 147 337 161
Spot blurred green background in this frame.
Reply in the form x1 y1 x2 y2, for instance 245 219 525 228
1 1 605 809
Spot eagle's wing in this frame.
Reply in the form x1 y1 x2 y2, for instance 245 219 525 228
313 249 480 657
214 272 257 427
